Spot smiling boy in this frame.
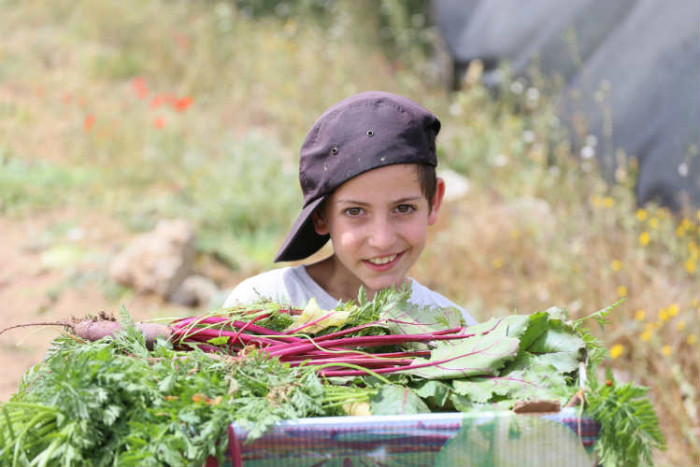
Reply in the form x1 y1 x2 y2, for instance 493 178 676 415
224 91 477 325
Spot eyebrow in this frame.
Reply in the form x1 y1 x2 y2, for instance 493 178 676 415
336 196 423 205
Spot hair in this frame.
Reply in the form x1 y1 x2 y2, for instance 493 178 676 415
416 163 438 210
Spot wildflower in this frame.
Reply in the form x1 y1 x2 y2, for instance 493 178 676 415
685 259 697 274
639 232 650 246
191 393 207 403
491 257 504 269
131 77 149 99
688 334 697 345
668 304 679 317
658 308 669 322
84 114 95 132
617 285 628 297
697 210 700 222
681 218 693 230
676 320 686 331
173 96 193 112
154 117 166 129
661 345 672 356
609 344 624 359
676 225 686 237
636 209 648 221
603 197 614 208
641 329 651 342
634 309 645 321
648 218 659 229
611 260 622 272
150 96 165 109
163 395 179 401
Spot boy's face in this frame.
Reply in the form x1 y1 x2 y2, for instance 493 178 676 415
312 163 445 298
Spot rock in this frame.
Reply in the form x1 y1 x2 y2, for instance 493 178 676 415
109 219 195 298
168 275 220 308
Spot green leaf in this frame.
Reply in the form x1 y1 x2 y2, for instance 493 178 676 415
412 380 452 408
206 336 230 346
407 326 520 380
526 325 585 373
370 385 431 415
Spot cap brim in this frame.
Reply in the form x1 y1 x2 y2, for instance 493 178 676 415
274 196 330 262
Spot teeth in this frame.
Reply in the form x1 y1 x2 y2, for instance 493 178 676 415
368 254 397 265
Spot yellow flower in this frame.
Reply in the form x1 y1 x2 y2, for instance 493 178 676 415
603 197 614 208
611 259 622 272
661 345 672 356
648 218 659 229
636 209 648 221
680 218 693 230
676 320 686 331
617 285 628 297
634 309 645 321
676 225 686 237
696 209 700 222
639 232 650 246
668 304 679 317
688 334 697 345
658 308 669 322
686 259 698 275
491 257 504 269
641 330 651 342
610 344 624 359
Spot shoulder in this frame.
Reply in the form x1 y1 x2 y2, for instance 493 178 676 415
223 267 295 307
409 279 478 325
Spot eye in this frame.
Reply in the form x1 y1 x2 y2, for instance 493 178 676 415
395 204 416 214
344 207 364 217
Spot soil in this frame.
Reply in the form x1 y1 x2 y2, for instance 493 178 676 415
0 208 240 401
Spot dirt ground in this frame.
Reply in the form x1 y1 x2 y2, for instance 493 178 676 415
0 209 240 401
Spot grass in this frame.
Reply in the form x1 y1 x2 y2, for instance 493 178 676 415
0 0 698 465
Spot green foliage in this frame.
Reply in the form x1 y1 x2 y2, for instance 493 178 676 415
0 322 327 466
586 369 666 467
0 150 94 216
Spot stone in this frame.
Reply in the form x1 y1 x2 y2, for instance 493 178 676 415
109 219 195 298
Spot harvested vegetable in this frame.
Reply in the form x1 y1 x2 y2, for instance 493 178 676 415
0 287 664 466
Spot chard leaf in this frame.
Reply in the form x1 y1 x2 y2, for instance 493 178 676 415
407 324 520 380
526 325 585 373
370 385 431 415
452 355 569 406
412 380 452 408
381 301 463 336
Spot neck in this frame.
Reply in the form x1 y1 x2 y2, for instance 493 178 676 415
305 255 367 303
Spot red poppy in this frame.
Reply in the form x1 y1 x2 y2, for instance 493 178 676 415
84 114 96 131
173 96 193 112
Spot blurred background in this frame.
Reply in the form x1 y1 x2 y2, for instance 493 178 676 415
0 0 698 464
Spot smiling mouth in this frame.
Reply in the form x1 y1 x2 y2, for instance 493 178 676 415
367 254 398 265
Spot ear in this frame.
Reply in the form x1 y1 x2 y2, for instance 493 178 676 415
312 209 330 235
427 177 446 226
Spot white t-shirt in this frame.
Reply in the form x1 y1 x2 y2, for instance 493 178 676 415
223 265 477 325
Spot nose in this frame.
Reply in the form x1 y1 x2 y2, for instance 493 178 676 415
367 216 397 250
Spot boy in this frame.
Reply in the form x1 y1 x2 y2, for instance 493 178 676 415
224 91 477 325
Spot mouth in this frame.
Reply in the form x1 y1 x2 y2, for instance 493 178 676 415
363 252 403 270
367 254 398 265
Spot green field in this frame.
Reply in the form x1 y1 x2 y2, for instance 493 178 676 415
0 1 698 465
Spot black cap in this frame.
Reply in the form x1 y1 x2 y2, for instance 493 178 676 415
274 91 441 262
